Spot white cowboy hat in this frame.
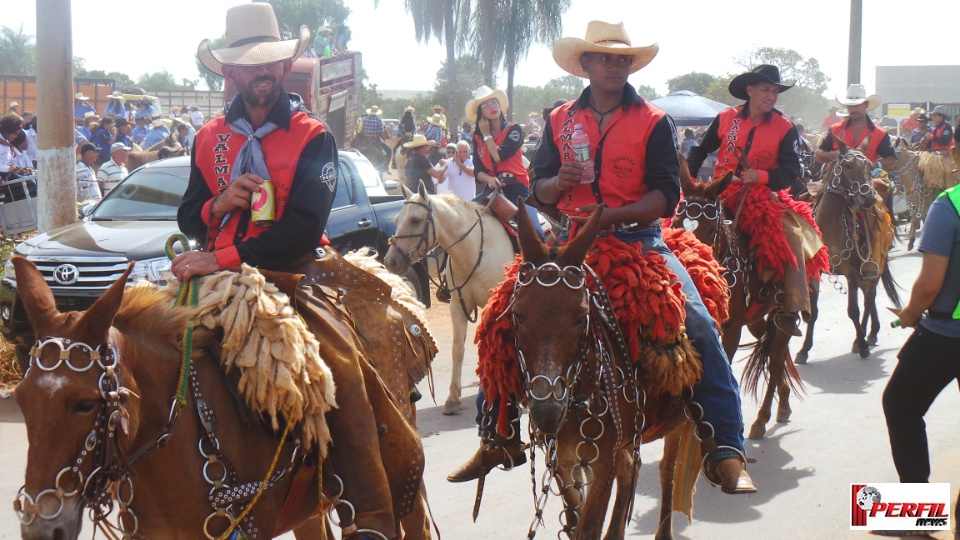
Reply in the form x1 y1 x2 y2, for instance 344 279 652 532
837 84 881 111
83 111 98 119
9 102 18 108
465 85 509 122
197 3 311 77
427 113 446 128
151 119 165 128
108 91 125 102
365 105 382 116
402 134 438 149
110 142 132 153
74 92 89 101
930 105 949 117
552 21 659 79
404 105 415 112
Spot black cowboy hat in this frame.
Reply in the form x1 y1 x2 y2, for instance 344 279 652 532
728 64 795 101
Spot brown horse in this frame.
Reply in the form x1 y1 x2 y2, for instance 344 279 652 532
892 137 958 250
11 255 432 539
797 135 902 360
507 203 697 540
673 162 806 439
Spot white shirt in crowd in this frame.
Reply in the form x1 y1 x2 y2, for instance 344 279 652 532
437 155 475 201
189 109 204 128
76 162 102 202
24 127 38 163
96 159 128 196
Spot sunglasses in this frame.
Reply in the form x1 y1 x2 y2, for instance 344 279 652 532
480 98 499 110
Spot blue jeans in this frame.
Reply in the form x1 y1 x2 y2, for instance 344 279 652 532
612 224 746 458
474 182 544 240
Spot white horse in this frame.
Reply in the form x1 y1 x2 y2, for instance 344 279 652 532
384 182 516 415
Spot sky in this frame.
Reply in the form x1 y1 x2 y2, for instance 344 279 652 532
9 0 960 100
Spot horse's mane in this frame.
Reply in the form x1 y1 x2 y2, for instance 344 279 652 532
114 282 197 346
431 193 496 223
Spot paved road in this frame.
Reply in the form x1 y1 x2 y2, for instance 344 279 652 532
1 238 958 539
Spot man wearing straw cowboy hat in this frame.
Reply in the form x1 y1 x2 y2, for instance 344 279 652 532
423 112 445 145
360 104 393 162
815 83 897 170
73 92 95 122
174 4 403 538
462 21 756 494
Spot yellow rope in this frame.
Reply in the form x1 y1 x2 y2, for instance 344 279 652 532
215 420 294 540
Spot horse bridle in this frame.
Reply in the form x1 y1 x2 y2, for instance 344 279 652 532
389 195 490 322
822 150 877 210
14 332 140 537
675 196 747 289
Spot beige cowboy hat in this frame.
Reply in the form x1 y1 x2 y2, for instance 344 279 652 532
8 102 18 108
317 25 333 35
836 84 881 111
198 3 311 77
365 105 382 116
108 91 125 102
911 107 925 115
404 105 415 112
74 92 89 101
151 119 165 128
465 85 509 122
729 64 794 100
552 21 659 79
402 134 438 149
427 113 446 128
432 105 445 112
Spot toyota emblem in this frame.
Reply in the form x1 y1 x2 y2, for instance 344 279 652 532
52 264 80 285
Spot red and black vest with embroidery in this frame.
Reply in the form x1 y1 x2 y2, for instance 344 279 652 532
549 100 664 215
194 112 327 266
713 106 794 184
929 122 954 151
829 120 888 162
474 123 529 186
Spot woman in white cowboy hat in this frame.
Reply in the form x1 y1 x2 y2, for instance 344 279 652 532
401 133 445 193
815 83 896 168
184 4 403 538
102 91 126 119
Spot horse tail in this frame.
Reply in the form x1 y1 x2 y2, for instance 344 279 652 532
741 316 804 401
881 259 902 310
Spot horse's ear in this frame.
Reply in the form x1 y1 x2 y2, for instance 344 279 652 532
560 206 602 266
678 152 695 196
859 135 871 154
401 183 415 200
417 180 430 199
517 198 548 265
830 132 849 155
12 256 60 335
708 171 735 199
77 263 134 341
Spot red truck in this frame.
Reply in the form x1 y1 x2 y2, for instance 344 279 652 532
223 52 362 146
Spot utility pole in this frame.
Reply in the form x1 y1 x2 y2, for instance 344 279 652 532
847 0 862 86
35 0 77 232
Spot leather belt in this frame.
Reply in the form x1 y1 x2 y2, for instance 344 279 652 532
604 220 657 234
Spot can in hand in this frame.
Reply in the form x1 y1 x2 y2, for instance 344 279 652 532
251 179 275 224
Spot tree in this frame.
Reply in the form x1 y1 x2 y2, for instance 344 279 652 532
195 35 226 91
0 25 35 75
634 84 660 100
510 76 584 125
137 71 194 91
432 54 487 124
263 0 351 40
734 47 831 128
500 0 569 121
666 72 718 96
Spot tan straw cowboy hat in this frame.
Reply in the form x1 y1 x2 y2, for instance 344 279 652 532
402 134 438 149
198 3 311 77
836 84 880 111
552 21 659 78
427 113 446 128
465 85 509 122
365 105 383 116
74 92 89 101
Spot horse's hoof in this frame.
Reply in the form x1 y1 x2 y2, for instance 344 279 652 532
747 424 766 440
795 351 808 365
858 345 870 359
776 409 792 423
867 335 879 346
442 401 462 415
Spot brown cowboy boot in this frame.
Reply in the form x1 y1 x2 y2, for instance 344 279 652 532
447 438 527 483
704 457 757 495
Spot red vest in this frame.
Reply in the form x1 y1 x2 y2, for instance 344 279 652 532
548 100 664 215
829 120 887 162
474 123 529 185
713 106 794 179
194 112 327 253
929 122 954 151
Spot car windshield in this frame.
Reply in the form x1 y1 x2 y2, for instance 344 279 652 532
91 166 189 220
349 157 382 190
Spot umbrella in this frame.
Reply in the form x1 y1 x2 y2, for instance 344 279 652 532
651 91 730 127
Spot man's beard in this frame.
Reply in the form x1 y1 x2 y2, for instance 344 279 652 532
240 76 282 108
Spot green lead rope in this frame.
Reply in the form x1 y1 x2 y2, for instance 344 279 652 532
165 233 198 409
